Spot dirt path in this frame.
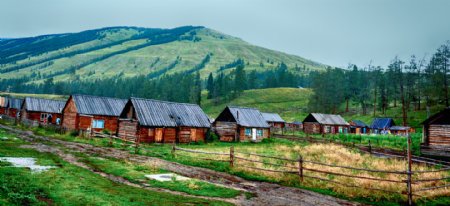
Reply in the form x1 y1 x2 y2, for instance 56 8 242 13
1 124 361 206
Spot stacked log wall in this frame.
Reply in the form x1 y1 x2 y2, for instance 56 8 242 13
214 121 237 142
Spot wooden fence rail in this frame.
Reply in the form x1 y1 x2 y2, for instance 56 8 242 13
172 135 449 205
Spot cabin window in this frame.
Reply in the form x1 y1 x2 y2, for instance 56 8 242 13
92 120 105 129
324 126 331 133
40 113 49 121
245 128 251 136
257 129 263 137
338 127 343 133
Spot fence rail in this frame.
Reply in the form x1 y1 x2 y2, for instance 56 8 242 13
172 135 449 205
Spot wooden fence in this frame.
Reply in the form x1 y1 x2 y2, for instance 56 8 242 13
273 133 450 167
172 136 450 205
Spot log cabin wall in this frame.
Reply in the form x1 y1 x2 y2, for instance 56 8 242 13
303 122 321 134
8 108 18 118
62 98 78 130
238 127 270 142
22 111 62 124
0 107 6 115
118 119 138 141
78 115 119 133
428 125 450 146
214 121 238 142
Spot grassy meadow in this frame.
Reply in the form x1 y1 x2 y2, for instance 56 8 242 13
7 123 448 206
0 129 231 206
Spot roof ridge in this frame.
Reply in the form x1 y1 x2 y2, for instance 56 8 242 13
73 94 127 101
227 105 259 110
131 97 200 106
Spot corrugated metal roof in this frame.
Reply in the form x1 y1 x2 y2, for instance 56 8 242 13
0 96 8 107
389 126 410 131
307 113 349 125
131 98 210 128
262 112 285 123
370 118 395 129
350 120 369 127
228 106 270 128
8 98 23 109
72 94 127 116
24 97 66 113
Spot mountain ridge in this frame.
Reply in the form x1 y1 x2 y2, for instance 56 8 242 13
0 26 326 84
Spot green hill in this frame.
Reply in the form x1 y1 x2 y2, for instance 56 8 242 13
201 87 444 129
0 26 325 84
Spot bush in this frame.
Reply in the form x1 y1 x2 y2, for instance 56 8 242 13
102 129 111 135
69 130 79 137
205 130 219 142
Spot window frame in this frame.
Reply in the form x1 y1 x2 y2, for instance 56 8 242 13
257 129 263 137
92 119 105 129
245 128 251 136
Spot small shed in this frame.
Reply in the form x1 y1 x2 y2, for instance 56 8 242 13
348 120 370 134
21 97 66 125
389 126 414 136
213 106 270 142
286 121 303 129
370 118 395 134
118 98 210 143
6 98 23 118
262 112 285 128
62 94 127 133
302 113 349 134
421 108 450 158
0 96 8 115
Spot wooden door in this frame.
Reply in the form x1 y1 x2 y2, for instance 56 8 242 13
190 128 197 142
155 128 163 143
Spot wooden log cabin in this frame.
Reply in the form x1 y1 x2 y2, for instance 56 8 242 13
213 106 270 142
370 118 395 134
20 97 66 125
117 98 211 143
389 126 414 136
262 112 286 128
302 113 349 134
6 98 23 118
348 120 370 134
421 108 450 158
0 96 8 115
62 94 127 133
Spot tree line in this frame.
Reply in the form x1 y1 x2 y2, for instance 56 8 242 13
308 42 450 126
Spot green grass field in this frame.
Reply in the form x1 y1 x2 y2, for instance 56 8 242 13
7 124 448 206
0 129 231 206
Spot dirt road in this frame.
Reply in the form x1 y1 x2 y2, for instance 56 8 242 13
0 124 361 206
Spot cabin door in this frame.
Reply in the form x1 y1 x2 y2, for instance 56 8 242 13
155 128 163 143
252 128 257 141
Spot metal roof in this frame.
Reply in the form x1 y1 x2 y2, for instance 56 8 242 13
72 94 127 116
305 113 349 125
0 96 8 107
227 106 270 128
262 112 285 123
389 126 410 131
131 98 210 128
7 98 23 109
370 118 395 129
350 120 369 128
23 97 66 113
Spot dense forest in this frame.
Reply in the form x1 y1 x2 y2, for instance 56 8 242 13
309 42 449 126
0 61 304 106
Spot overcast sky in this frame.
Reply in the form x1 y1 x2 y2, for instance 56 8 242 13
1 0 449 68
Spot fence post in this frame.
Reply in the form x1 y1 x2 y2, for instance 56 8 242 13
298 155 303 182
109 133 113 147
230 146 234 168
171 144 176 158
368 140 372 154
135 134 140 154
406 134 413 206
